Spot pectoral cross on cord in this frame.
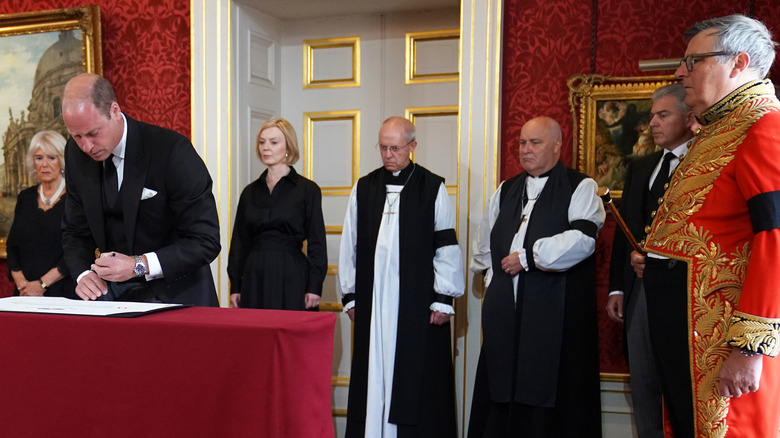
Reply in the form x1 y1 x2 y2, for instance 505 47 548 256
384 191 401 223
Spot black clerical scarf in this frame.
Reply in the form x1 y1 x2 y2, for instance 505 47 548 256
347 163 457 426
483 161 597 407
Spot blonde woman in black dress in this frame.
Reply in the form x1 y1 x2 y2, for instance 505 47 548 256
7 130 76 298
228 118 326 310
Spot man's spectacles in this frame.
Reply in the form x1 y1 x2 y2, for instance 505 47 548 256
679 51 734 71
376 139 415 154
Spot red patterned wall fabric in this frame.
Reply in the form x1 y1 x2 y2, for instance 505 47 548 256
501 0 780 373
0 0 191 297
1 0 191 137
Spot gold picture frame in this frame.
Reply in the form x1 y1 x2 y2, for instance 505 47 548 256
568 74 675 200
0 6 102 257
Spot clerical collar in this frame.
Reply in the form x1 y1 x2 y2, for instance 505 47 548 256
528 167 554 179
385 163 415 185
699 79 775 126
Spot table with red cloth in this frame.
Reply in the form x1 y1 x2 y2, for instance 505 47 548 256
0 306 336 438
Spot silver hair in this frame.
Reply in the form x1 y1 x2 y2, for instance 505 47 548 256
684 14 777 78
652 83 692 114
382 116 416 143
25 130 67 179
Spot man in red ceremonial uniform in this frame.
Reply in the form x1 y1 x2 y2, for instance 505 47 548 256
644 14 780 437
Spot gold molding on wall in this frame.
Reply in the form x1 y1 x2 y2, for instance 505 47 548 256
320 302 343 312
325 225 343 234
405 106 460 232
405 29 459 84
303 36 361 88
303 110 361 196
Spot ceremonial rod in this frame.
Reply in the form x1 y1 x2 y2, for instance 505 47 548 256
597 186 645 255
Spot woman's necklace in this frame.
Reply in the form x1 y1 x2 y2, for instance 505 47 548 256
384 164 416 222
39 177 65 206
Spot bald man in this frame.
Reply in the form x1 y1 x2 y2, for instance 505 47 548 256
469 117 605 437
61 73 220 305
338 116 464 437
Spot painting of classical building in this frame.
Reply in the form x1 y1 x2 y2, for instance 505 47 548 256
0 30 83 236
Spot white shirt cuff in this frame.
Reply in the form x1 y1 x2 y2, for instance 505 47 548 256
430 302 455 315
144 252 163 280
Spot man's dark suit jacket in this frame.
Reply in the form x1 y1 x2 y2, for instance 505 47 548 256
608 150 663 306
62 114 220 306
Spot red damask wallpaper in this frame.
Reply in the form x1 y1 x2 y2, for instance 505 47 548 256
0 0 191 298
501 0 780 373
0 0 191 137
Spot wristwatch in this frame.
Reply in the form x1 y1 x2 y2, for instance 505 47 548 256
133 255 147 278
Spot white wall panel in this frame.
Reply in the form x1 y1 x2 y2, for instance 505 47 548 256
249 31 275 87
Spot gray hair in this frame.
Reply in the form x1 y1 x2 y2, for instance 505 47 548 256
25 130 67 179
91 75 118 119
382 116 416 143
684 14 777 78
652 83 692 114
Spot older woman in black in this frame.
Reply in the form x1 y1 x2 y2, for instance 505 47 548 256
7 130 76 298
228 118 327 310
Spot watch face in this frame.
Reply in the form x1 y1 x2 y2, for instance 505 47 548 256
134 258 145 276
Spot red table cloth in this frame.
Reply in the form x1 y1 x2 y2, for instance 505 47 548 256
0 306 336 437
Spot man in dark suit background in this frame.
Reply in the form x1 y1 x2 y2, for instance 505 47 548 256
607 83 695 437
61 73 220 306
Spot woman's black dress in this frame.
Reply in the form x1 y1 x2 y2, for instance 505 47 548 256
6 185 76 298
227 167 327 310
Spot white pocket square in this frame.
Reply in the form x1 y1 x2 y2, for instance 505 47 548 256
141 188 157 200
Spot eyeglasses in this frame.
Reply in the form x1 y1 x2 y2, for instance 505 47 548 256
376 139 415 154
679 51 734 71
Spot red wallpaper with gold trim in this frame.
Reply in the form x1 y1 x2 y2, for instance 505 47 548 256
0 0 190 298
501 0 780 373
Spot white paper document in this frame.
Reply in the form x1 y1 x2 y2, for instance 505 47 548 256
0 296 183 317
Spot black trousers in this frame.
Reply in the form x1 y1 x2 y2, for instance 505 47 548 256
643 257 694 438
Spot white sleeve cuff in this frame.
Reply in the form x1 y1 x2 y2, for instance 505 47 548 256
144 252 163 280
430 302 455 315
76 269 92 284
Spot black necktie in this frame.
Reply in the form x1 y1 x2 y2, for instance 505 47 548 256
650 152 675 201
103 154 118 205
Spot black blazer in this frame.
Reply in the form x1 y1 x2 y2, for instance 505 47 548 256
62 115 220 306
608 151 663 304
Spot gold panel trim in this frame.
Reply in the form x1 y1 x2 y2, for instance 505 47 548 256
303 36 360 89
332 376 350 387
325 225 343 235
303 110 360 193
600 372 630 382
320 302 343 312
326 265 338 276
406 107 460 233
405 29 460 84
321 187 354 197
332 408 348 417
